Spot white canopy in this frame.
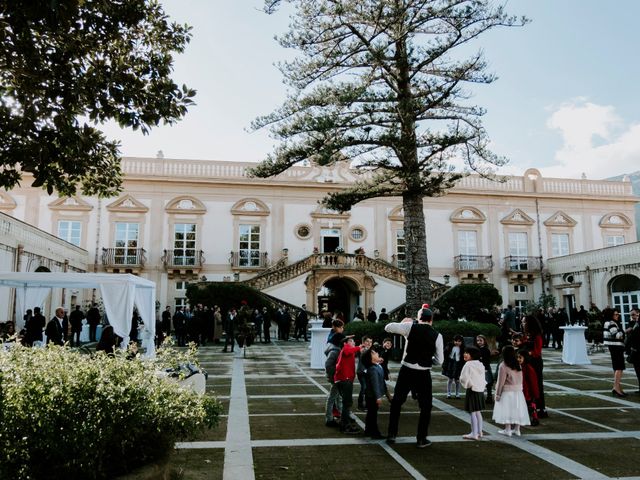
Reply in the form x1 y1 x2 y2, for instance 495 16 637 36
0 272 156 357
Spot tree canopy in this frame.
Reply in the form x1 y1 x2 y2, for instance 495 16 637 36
251 0 527 313
0 0 195 197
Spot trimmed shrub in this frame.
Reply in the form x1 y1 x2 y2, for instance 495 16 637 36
434 320 501 343
433 283 502 322
0 344 222 480
344 320 391 344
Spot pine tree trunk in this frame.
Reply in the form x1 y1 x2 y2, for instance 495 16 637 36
403 192 431 317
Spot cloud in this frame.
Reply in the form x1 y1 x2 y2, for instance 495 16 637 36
538 100 640 179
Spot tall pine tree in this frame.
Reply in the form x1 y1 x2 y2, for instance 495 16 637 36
251 0 527 313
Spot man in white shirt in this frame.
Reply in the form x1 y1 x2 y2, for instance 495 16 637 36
384 307 443 448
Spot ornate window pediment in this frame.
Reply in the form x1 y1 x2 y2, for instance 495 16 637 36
544 211 577 227
500 208 534 226
231 198 270 216
166 196 206 214
600 212 632 229
106 194 149 213
0 191 16 211
310 204 350 219
450 206 486 224
388 205 404 222
48 196 93 211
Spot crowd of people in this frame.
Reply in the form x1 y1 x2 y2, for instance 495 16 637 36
321 303 640 448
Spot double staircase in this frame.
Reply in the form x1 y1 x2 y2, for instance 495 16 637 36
243 252 445 294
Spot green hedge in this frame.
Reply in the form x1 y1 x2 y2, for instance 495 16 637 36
344 319 500 345
434 320 501 343
0 344 221 480
433 283 503 322
344 320 391 344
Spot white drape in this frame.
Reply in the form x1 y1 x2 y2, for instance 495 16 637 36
15 286 50 330
99 281 135 345
134 283 156 357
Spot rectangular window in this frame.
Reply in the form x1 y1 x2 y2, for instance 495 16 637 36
175 298 187 309
176 281 189 290
173 224 197 266
514 299 528 313
508 232 528 270
239 224 261 267
551 233 570 257
58 220 82 246
114 222 139 264
606 235 624 247
458 230 478 269
395 230 406 269
514 284 527 293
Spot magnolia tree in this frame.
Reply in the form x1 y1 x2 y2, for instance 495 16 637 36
0 1 195 197
250 0 527 313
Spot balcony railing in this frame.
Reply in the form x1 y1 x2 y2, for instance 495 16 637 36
454 255 493 273
504 256 543 273
229 251 269 269
102 248 146 268
162 250 205 268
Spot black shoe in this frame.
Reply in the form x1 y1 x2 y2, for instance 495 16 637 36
417 439 432 448
531 418 540 426
612 389 627 398
340 424 360 435
538 410 549 418
386 436 396 444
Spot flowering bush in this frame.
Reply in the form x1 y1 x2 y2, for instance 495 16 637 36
0 344 221 480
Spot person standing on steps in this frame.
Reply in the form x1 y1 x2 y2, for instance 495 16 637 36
384 307 443 448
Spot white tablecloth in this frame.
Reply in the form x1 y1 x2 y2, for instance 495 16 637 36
80 324 103 342
560 326 591 365
309 320 330 369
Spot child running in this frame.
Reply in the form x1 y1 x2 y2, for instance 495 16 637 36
517 349 540 426
362 347 387 439
492 345 530 436
459 346 487 440
443 334 465 398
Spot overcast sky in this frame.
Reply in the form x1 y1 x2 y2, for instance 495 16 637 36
99 0 640 180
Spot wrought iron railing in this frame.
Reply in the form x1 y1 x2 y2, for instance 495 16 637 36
229 251 269 269
102 248 146 267
454 255 493 273
162 250 205 268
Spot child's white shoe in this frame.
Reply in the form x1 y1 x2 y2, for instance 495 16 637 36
513 429 521 437
498 429 512 437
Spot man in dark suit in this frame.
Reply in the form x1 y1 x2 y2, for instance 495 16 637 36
222 308 236 352
69 305 85 346
86 303 101 342
45 307 68 346
26 307 46 345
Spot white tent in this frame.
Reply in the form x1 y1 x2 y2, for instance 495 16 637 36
0 272 156 357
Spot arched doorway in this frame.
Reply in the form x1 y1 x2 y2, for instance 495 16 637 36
610 274 640 329
317 277 360 322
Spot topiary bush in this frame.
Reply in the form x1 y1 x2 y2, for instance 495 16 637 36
0 344 222 480
433 320 501 344
433 283 503 322
344 320 391 344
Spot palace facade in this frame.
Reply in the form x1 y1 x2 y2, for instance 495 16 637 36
2 156 638 322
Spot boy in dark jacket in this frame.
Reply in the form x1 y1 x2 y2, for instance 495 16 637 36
363 348 387 439
324 325 345 427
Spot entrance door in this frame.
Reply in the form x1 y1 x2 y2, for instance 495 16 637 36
318 278 359 321
321 228 341 253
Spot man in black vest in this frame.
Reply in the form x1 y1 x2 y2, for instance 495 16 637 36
384 307 443 448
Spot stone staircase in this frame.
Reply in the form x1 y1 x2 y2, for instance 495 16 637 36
244 252 437 290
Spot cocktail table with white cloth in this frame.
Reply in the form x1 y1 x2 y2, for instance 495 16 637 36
560 326 591 365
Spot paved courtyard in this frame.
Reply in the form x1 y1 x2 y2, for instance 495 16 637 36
169 341 640 480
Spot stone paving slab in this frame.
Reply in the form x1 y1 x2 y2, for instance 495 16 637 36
391 440 579 479
169 448 224 480
253 445 414 480
533 438 640 478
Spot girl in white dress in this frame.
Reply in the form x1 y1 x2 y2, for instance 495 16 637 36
492 345 530 436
